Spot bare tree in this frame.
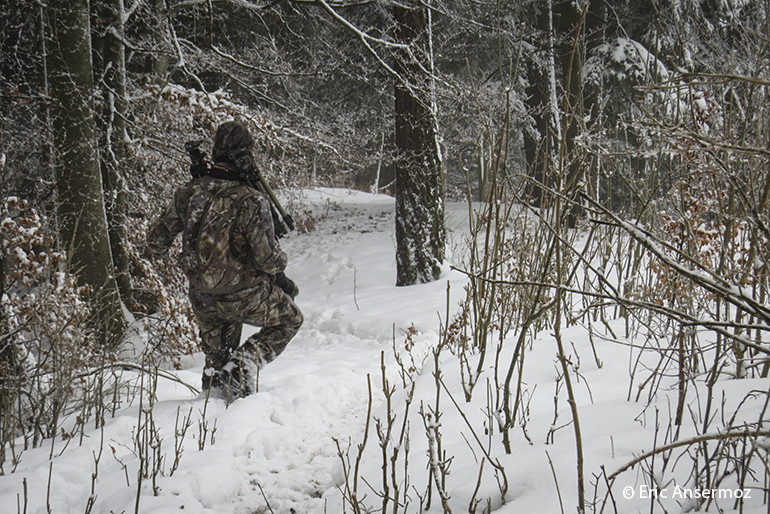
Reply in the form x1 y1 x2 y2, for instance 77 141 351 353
93 0 133 310
394 0 445 286
47 0 126 344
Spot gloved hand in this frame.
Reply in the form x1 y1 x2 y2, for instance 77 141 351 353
189 160 208 178
274 272 299 298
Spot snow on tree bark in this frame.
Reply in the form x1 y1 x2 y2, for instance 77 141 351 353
47 0 126 344
393 0 445 287
93 0 133 310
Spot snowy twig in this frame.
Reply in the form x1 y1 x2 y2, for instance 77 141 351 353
451 266 770 358
210 44 316 77
333 374 373 513
546 450 566 514
315 0 404 85
608 429 770 481
587 196 770 325
438 375 509 499
648 72 770 89
420 401 453 514
75 361 199 395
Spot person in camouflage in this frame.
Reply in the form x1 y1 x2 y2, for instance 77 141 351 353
147 121 303 401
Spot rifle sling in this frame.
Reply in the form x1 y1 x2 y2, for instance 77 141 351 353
208 164 242 181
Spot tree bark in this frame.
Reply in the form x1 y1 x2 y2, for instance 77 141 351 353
556 0 586 228
393 0 445 286
151 0 171 81
93 0 133 310
47 0 126 345
523 3 558 209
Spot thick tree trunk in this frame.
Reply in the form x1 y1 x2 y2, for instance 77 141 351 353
393 0 445 286
93 0 133 310
47 0 126 345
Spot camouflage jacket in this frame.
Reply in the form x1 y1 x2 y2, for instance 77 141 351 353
147 173 287 297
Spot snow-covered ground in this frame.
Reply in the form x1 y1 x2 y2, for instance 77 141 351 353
1 188 769 513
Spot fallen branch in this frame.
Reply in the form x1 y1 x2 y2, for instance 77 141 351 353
608 429 770 481
75 361 199 395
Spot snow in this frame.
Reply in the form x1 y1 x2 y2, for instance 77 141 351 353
2 188 769 513
585 37 670 85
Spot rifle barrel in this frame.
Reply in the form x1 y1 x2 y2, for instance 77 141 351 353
256 174 291 221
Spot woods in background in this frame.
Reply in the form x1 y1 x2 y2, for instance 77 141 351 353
1 3 769 510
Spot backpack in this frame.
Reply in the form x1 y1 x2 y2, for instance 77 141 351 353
183 184 256 295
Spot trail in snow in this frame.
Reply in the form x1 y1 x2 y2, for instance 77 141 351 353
4 188 770 513
0 188 469 514
231 188 469 513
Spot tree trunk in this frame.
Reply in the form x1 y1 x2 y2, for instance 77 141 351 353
151 0 171 81
523 56 554 208
393 0 445 286
523 3 558 208
524 1 590 226
47 0 126 345
556 0 586 228
93 0 133 310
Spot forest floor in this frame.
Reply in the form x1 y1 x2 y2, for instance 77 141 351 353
1 188 768 513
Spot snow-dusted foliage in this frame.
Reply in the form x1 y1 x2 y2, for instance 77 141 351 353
0 196 102 460
0 195 95 353
585 37 670 88
584 36 674 141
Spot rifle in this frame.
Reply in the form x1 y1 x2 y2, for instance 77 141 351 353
184 140 208 178
228 148 295 238
184 141 295 238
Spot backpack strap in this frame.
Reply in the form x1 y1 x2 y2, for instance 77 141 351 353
209 163 243 182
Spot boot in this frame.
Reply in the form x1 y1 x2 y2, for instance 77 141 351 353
200 364 251 403
226 347 260 397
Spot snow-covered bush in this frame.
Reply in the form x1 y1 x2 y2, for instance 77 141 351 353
0 196 102 465
124 215 200 363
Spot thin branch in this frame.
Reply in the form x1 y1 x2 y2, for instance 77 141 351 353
646 72 770 89
449 266 770 358
211 44 318 77
608 429 770 481
74 361 199 394
314 0 404 84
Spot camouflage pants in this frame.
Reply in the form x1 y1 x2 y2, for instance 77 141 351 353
189 284 303 373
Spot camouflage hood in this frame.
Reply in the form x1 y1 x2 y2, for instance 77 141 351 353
212 121 254 162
